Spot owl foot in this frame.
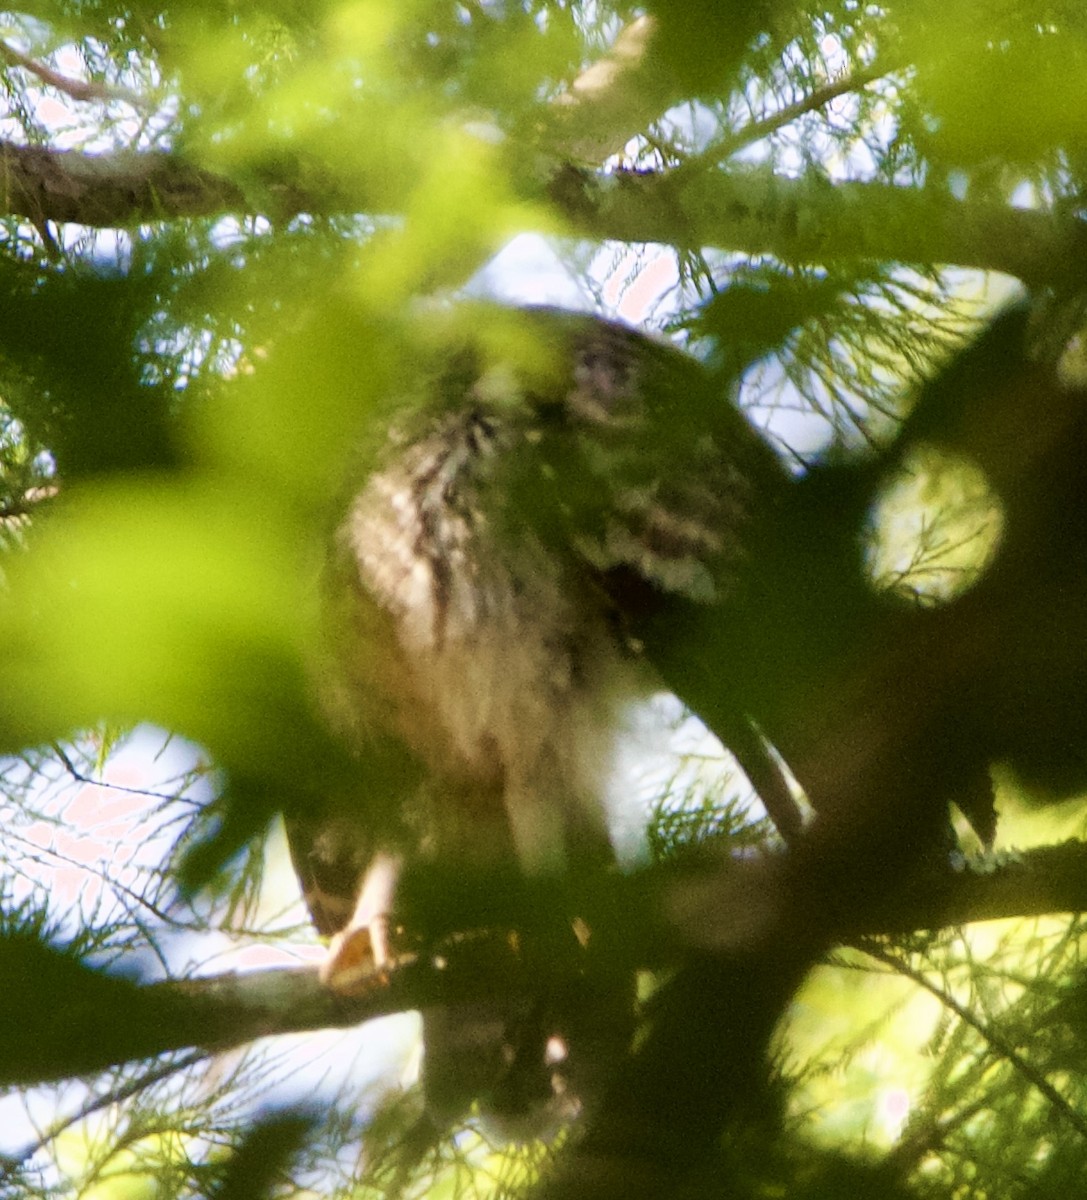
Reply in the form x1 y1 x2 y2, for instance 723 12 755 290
320 913 396 995
318 851 404 995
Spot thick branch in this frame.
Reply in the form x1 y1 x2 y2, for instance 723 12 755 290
670 840 1087 958
0 138 1081 284
550 163 1086 286
0 142 246 228
3 840 1084 1089
0 928 524 1087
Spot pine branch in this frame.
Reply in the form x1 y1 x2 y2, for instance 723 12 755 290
865 942 1087 1140
2 135 1079 285
3 840 1087 1090
0 142 246 229
550 163 1087 286
711 58 905 161
0 41 148 107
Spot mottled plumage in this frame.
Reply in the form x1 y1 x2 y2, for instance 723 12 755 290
287 305 785 1132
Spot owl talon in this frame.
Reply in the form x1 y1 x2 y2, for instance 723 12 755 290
320 915 394 994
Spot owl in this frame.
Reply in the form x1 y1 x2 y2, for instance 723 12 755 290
286 304 787 1133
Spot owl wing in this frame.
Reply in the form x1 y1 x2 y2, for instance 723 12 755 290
506 307 788 610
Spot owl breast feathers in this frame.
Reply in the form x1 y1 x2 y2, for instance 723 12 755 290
287 304 785 1131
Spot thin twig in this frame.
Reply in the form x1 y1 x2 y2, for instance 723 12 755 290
0 40 148 107
713 59 904 162
0 1049 208 1178
864 942 1087 1141
50 740 205 809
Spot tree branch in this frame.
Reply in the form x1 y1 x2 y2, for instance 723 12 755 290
0 142 246 229
2 840 1085 1090
549 162 1087 286
712 59 905 161
863 941 1087 1141
541 16 670 165
0 42 147 107
2 136 1078 286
